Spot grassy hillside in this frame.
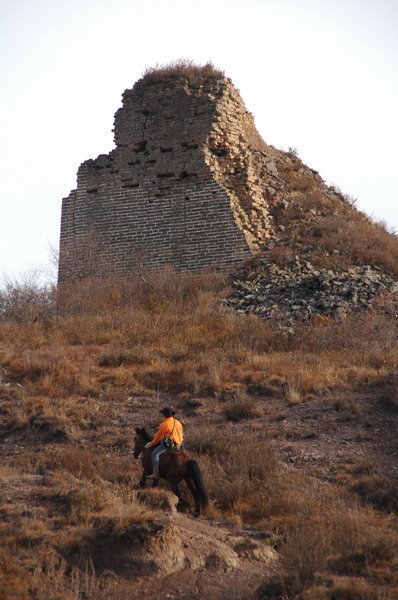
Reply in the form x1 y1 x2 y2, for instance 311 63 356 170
1 269 398 599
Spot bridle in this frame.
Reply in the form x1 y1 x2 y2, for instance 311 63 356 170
133 434 145 459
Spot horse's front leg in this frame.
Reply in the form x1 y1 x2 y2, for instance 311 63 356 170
139 456 152 487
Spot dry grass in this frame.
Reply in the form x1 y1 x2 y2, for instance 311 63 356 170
335 461 398 514
258 476 398 598
186 426 280 521
3 267 396 403
141 59 224 85
221 396 262 421
273 155 398 278
308 213 398 276
285 376 304 405
1 269 398 598
378 374 398 413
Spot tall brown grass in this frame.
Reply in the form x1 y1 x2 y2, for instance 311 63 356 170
141 59 224 85
274 154 398 277
1 268 398 598
1 267 397 401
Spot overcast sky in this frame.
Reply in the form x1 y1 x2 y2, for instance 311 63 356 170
1 0 397 284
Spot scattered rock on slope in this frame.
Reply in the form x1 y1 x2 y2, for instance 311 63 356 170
223 257 398 328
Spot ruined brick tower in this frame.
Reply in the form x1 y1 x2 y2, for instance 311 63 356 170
58 67 303 283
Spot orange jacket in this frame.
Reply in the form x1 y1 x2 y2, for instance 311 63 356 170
150 416 183 446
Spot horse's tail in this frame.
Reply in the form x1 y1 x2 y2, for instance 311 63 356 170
186 459 209 510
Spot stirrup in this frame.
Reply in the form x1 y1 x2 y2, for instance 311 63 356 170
146 472 159 479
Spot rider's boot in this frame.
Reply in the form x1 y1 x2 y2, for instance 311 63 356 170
146 464 159 480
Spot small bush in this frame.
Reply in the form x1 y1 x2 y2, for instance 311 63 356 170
0 274 55 323
267 245 294 266
285 377 303 405
379 375 398 413
222 397 262 421
349 475 398 513
308 212 398 276
141 59 224 85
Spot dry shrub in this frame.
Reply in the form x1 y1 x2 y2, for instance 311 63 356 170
46 447 99 480
141 59 224 84
279 485 363 585
138 356 226 395
150 264 226 300
187 428 279 519
0 320 48 350
0 557 31 600
185 423 231 458
259 474 398 598
301 577 393 600
309 213 398 276
0 275 55 323
222 397 262 421
52 479 150 526
98 345 152 367
94 499 155 531
216 383 248 403
241 351 343 401
2 514 50 551
296 309 398 366
66 485 110 523
2 347 99 398
46 446 133 485
378 375 398 413
59 505 160 574
56 314 121 345
2 267 290 399
267 245 294 266
285 376 303 405
0 393 72 443
349 475 398 514
297 188 327 211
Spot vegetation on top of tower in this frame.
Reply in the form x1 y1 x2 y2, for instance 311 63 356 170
140 59 225 85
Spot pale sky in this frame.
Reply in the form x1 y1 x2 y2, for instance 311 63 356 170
1 0 397 284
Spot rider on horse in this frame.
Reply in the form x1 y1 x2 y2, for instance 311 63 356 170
145 407 183 479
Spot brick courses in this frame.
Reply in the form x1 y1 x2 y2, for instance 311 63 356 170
58 72 321 283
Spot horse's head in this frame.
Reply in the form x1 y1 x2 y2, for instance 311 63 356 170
133 427 151 459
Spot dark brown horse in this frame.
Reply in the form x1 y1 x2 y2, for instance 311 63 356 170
133 427 208 516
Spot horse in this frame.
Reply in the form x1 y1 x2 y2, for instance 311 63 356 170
133 427 209 517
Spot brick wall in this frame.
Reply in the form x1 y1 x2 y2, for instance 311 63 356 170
59 73 317 283
58 76 258 283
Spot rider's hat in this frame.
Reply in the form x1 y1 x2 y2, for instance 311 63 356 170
160 406 175 417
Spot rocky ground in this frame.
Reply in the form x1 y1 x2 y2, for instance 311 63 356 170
1 375 398 599
223 256 398 329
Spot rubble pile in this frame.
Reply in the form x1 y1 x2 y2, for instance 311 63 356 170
223 258 398 328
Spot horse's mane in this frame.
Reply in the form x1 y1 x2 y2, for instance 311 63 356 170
140 427 153 443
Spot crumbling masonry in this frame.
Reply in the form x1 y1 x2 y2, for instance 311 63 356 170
58 73 317 283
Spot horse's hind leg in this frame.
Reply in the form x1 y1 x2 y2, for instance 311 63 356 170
169 480 181 500
184 476 201 516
